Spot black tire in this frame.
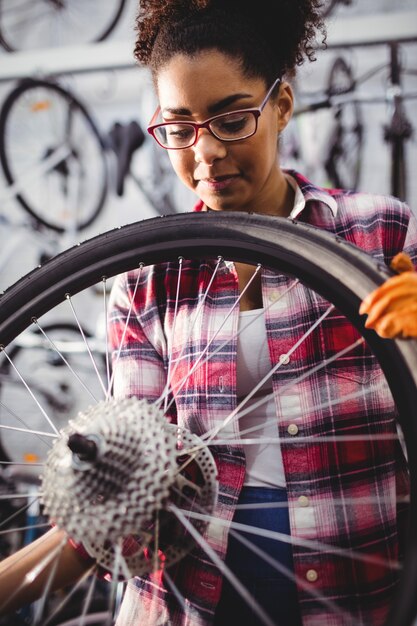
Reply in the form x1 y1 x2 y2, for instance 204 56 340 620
0 0 127 52
324 56 363 191
87 0 127 44
320 0 352 18
0 212 417 625
0 78 108 233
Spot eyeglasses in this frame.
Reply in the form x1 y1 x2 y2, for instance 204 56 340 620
147 77 281 150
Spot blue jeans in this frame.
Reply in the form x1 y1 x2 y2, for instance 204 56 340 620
214 486 302 626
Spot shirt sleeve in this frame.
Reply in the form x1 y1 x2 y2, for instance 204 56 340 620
108 269 167 403
401 203 417 268
69 269 172 568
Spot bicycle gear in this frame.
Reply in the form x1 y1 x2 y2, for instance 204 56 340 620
41 397 218 577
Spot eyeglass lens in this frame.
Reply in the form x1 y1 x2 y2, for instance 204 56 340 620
154 110 257 149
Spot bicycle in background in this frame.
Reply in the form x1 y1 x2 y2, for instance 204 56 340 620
283 40 416 202
0 75 177 237
0 0 128 52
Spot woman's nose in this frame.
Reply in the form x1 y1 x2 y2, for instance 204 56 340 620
193 128 227 164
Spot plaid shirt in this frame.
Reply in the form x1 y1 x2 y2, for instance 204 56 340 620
109 171 417 626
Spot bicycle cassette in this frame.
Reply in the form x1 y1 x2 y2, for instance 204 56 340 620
41 397 218 577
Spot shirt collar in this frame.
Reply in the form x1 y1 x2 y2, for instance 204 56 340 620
285 170 338 218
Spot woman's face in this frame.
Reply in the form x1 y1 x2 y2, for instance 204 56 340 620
155 50 293 214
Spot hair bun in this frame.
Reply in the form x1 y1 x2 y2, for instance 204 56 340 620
134 0 326 77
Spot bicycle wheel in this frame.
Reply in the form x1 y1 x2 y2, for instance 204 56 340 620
324 56 364 191
319 0 352 18
0 212 416 626
0 0 127 52
0 78 108 233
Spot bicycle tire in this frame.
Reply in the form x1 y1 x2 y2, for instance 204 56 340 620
0 212 417 625
324 56 363 191
320 0 352 18
88 0 127 44
0 0 127 52
0 78 108 233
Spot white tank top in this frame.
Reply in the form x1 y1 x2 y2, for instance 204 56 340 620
236 309 286 487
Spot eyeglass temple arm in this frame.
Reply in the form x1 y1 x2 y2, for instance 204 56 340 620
260 77 282 110
147 105 161 129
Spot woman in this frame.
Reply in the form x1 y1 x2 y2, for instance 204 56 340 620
108 2 417 625
1 1 417 625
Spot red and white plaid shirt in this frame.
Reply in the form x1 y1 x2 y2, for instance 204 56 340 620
109 171 417 626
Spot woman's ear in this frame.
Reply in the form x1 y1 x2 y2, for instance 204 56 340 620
276 82 294 132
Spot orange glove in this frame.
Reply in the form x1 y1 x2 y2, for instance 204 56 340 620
359 252 417 338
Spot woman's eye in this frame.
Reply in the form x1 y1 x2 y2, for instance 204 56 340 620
219 118 247 133
168 126 194 139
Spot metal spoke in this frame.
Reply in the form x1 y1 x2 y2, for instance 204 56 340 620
0 497 41 531
0 534 67 614
160 264 263 413
0 349 59 435
229 528 350 624
43 565 97 626
32 319 99 403
107 264 144 399
170 503 275 626
177 508 401 571
158 256 223 410
102 278 111 389
65 295 107 397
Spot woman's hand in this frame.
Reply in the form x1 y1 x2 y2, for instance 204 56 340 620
359 252 417 338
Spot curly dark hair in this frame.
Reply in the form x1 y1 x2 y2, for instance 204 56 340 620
134 0 327 83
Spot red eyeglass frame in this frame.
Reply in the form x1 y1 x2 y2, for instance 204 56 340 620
147 77 281 150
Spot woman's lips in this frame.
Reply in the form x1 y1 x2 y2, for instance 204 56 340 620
198 175 239 191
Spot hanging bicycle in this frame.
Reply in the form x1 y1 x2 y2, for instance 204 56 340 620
0 75 177 235
0 0 128 52
286 41 416 201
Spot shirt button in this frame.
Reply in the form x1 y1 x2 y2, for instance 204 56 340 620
269 291 280 302
279 353 290 365
306 569 318 582
298 495 309 507
287 424 299 436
